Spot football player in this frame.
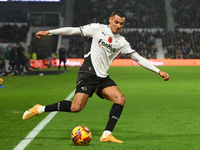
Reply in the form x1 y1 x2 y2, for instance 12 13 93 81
23 10 169 143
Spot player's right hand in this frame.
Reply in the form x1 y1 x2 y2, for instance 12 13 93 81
35 31 50 39
159 71 169 81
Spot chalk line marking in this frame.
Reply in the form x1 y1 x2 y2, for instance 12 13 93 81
14 90 75 150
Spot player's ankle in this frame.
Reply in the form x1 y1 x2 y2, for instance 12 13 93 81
102 130 111 138
38 106 45 114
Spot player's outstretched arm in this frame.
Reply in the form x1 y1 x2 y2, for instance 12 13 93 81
158 71 169 81
35 30 50 39
36 27 81 39
130 52 169 81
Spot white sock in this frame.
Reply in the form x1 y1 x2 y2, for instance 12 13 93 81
102 130 111 138
38 106 45 114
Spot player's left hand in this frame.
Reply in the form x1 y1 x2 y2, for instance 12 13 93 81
159 71 169 81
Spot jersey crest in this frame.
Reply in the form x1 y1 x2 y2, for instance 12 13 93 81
108 37 113 43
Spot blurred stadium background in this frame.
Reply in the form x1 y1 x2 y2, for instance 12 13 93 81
0 0 200 74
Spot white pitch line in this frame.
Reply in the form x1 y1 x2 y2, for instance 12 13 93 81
14 90 75 150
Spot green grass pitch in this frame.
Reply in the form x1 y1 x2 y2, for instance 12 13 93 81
1 66 200 150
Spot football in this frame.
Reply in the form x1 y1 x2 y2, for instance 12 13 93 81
0 78 3 85
71 126 92 145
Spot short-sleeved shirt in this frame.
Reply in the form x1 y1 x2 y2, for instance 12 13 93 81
79 23 135 78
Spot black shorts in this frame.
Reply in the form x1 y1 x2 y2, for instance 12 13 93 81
59 58 66 63
75 72 117 99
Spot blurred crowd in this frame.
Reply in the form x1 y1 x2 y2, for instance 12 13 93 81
72 0 200 29
121 31 157 59
171 0 200 28
66 36 87 58
0 24 28 43
162 31 200 59
73 0 166 28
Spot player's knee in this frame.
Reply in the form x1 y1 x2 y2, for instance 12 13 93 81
116 95 126 106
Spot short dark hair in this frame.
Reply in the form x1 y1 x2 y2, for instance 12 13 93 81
111 10 126 18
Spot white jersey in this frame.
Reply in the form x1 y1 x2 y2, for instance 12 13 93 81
79 23 135 78
49 23 160 76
